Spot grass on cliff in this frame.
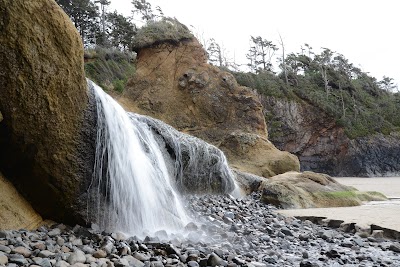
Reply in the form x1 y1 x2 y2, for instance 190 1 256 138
84 47 135 92
312 190 387 207
132 17 194 51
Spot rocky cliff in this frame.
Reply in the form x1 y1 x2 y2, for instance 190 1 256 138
264 96 400 176
119 39 300 177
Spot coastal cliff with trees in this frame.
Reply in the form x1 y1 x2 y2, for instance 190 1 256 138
1 2 400 266
54 0 400 177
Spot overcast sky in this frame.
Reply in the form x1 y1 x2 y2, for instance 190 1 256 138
110 0 399 87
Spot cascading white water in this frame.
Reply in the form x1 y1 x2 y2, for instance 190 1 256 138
133 114 242 197
89 81 188 235
87 80 241 236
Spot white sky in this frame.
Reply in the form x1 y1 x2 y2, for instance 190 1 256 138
110 0 399 86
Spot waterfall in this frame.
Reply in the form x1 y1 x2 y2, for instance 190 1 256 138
132 114 237 195
87 80 239 236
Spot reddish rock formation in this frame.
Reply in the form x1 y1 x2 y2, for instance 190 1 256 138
263 96 349 174
264 96 400 176
119 39 300 177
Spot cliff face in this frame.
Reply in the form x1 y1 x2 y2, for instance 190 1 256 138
342 133 400 177
119 39 300 177
264 96 400 177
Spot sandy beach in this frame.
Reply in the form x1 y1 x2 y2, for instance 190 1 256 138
279 177 400 232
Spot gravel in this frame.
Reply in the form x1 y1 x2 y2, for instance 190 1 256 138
0 193 399 266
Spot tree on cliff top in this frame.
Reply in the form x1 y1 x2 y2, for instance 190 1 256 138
131 0 164 22
55 0 99 46
246 36 279 73
234 43 400 139
379 76 398 92
106 11 137 51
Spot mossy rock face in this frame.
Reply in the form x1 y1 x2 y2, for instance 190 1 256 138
0 0 96 225
260 171 387 209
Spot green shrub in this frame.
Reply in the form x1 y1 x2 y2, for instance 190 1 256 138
113 79 125 93
84 46 136 92
234 67 400 139
132 17 194 51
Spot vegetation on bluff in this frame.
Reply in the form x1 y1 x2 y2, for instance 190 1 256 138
132 17 194 51
56 0 399 139
232 47 400 139
84 47 135 92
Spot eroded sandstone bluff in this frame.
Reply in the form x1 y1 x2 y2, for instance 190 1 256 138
0 0 298 229
0 0 97 225
118 40 300 178
263 96 400 177
0 0 380 231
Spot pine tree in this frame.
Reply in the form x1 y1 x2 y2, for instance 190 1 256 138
55 0 99 46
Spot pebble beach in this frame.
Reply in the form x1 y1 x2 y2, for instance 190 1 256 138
1 193 399 267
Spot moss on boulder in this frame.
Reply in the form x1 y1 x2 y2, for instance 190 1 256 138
261 171 387 209
0 0 96 225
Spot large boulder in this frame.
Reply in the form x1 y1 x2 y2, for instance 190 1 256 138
220 132 300 177
0 171 43 230
119 34 299 177
0 0 96 225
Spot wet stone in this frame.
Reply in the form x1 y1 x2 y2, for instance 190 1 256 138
48 228 62 237
38 250 56 258
67 249 86 264
150 261 163 267
123 255 145 267
93 249 108 258
208 252 227 267
13 246 32 257
389 243 400 253
0 254 8 265
0 230 12 239
39 258 52 267
280 227 293 236
8 254 28 265
187 260 199 267
133 252 150 261
0 244 11 253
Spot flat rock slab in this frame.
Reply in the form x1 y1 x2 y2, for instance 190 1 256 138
279 200 400 233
